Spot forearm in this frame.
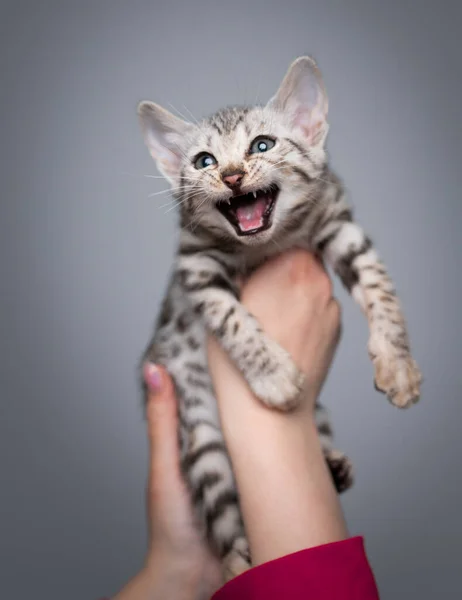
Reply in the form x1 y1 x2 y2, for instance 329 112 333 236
209 339 348 566
232 417 348 566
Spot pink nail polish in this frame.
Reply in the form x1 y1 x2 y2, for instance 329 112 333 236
143 362 162 392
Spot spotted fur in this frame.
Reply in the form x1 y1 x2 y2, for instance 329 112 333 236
137 57 422 582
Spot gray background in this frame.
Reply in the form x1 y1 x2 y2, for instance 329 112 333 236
1 1 461 598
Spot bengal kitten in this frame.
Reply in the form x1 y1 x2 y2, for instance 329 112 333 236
136 57 422 582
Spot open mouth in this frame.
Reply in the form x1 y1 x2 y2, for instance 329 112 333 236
216 185 279 236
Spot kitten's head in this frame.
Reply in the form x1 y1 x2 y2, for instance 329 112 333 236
138 57 329 246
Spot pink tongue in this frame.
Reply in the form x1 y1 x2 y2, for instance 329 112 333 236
236 197 267 231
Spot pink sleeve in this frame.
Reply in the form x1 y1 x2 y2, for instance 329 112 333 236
212 536 380 600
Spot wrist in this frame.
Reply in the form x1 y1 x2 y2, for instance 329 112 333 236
113 554 201 600
220 387 319 463
143 551 202 600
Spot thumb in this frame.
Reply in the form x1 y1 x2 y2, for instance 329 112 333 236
143 363 182 486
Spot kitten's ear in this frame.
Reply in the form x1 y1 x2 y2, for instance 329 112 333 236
137 101 194 184
267 57 328 146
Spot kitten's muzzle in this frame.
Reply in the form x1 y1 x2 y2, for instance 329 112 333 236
216 185 279 236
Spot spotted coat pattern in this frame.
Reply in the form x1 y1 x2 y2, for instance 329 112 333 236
137 58 422 584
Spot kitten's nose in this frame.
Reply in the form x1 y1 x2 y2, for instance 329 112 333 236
222 172 244 189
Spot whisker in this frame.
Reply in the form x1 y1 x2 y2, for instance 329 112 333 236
269 166 293 174
168 102 211 142
120 170 166 180
159 199 178 210
147 185 199 198
148 189 174 198
269 159 288 168
186 195 213 232
181 104 202 126
164 202 182 215
167 102 192 124
313 176 333 185
148 188 194 198
161 192 196 211
270 236 285 252
181 104 212 140
159 194 193 210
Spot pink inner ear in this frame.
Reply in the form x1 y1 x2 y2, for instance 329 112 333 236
293 106 325 145
293 106 314 139
160 153 181 179
150 141 182 180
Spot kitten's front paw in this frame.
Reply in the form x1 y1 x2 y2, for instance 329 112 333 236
246 339 305 411
369 335 422 408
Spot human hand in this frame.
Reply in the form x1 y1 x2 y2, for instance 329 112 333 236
208 249 342 433
113 365 222 600
241 249 341 410
207 249 348 566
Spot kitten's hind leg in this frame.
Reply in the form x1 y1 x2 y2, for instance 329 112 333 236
316 402 354 493
173 370 251 581
144 318 251 582
325 449 354 494
180 399 251 582
222 536 252 582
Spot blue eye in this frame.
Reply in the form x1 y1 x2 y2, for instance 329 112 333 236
194 153 217 169
249 137 276 154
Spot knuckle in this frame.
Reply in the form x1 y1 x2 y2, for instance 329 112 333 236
316 270 334 301
289 251 329 287
330 298 342 322
288 249 317 281
329 299 343 341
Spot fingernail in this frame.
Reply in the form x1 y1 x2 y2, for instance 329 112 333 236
143 362 162 393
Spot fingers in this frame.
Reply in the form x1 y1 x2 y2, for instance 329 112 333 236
143 363 182 487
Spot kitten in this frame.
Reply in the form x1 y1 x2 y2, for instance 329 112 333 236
136 57 422 581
